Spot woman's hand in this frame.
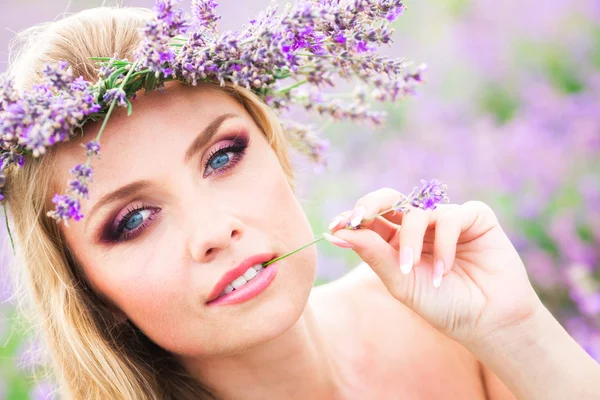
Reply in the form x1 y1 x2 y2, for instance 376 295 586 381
325 187 544 347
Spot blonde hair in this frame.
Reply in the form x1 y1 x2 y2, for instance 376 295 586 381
3 5 296 399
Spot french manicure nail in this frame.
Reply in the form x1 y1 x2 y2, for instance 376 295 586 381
400 247 413 274
433 258 444 288
350 205 366 227
322 232 355 249
328 216 344 230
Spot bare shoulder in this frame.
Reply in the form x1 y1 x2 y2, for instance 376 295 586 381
313 262 486 397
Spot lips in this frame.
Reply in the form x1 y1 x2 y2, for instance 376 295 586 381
206 252 278 303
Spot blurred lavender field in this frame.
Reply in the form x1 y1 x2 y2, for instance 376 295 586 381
1 0 599 398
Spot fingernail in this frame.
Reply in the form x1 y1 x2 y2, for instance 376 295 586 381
322 232 355 249
400 247 413 274
433 258 444 288
350 205 366 228
328 215 344 230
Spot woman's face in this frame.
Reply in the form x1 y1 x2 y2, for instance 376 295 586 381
55 82 317 357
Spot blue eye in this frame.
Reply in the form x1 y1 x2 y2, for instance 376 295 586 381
105 138 249 244
209 153 230 170
108 208 157 242
124 210 146 230
203 141 247 177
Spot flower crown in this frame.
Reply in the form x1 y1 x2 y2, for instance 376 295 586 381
0 0 426 228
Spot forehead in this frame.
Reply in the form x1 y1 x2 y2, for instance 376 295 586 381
52 82 248 211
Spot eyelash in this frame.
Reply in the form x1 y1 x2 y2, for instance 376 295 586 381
202 139 247 178
106 139 248 243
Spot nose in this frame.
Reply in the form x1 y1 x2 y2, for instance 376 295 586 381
187 207 244 263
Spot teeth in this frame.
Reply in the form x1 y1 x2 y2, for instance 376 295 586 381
243 267 257 280
218 264 267 297
230 275 247 289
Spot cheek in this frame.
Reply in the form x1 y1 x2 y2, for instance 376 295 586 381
85 248 186 325
105 255 198 349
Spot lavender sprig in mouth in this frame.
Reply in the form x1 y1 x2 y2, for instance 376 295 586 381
262 179 449 267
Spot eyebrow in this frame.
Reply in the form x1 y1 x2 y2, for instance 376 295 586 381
184 112 238 164
85 112 238 231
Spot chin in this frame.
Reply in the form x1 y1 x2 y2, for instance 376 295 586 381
232 263 315 339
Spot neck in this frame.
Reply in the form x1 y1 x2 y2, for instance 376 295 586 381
181 301 346 400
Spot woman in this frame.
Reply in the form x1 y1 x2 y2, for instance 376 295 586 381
2 4 599 400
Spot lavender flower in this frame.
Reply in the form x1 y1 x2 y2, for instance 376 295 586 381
41 61 73 92
191 0 220 33
1 0 423 227
400 179 449 211
103 88 128 107
97 54 119 78
135 0 190 78
70 164 93 178
281 120 330 169
84 140 101 157
69 179 90 199
0 61 100 207
341 179 449 230
0 74 18 112
46 194 84 223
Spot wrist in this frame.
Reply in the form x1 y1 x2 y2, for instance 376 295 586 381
466 301 600 400
467 298 552 359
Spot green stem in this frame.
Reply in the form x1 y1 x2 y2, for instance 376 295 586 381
131 69 151 78
359 200 408 225
261 199 409 268
277 79 308 94
263 236 326 267
86 61 139 167
295 52 372 63
3 203 15 255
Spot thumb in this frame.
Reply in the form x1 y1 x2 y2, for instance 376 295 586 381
324 228 417 305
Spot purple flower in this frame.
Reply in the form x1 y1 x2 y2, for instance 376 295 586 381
191 0 221 33
281 120 330 168
356 41 369 53
0 74 18 112
335 32 347 44
71 164 93 179
47 194 84 222
69 179 89 198
103 88 127 107
154 0 189 34
41 61 72 92
385 5 405 22
0 151 25 170
392 179 449 212
67 164 93 199
85 140 101 157
3 0 422 226
97 55 119 79
135 0 190 78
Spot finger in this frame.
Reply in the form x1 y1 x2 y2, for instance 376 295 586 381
398 207 430 274
328 227 415 299
327 210 353 231
331 227 432 309
431 209 462 288
349 187 406 229
432 202 486 288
